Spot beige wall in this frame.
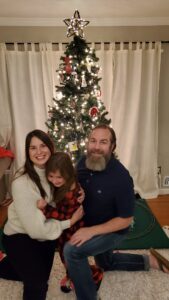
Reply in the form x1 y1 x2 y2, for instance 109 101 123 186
0 25 169 190
1 25 169 43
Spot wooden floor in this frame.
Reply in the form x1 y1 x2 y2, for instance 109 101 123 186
147 194 169 226
0 195 169 229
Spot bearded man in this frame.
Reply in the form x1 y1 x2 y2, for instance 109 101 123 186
63 125 169 300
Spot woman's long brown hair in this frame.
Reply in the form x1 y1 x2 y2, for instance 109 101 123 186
46 152 77 205
15 129 54 198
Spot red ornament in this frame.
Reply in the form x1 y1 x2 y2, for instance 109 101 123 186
64 57 70 64
0 147 14 158
64 56 72 74
65 64 72 74
89 106 99 117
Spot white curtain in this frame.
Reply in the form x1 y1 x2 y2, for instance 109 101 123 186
0 41 162 198
97 42 161 198
0 44 12 147
0 43 63 170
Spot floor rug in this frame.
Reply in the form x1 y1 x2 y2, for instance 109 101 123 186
0 250 169 300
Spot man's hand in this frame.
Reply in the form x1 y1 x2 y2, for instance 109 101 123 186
70 227 94 246
70 216 133 246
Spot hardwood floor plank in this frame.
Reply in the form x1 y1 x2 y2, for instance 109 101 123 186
147 195 169 226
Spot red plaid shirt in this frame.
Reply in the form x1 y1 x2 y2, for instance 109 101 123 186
43 183 84 264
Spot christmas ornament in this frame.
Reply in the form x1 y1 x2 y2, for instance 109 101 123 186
64 56 72 74
64 57 70 64
89 106 99 117
59 73 64 84
63 10 90 38
68 141 78 152
95 89 101 98
81 75 87 87
56 91 63 100
48 111 53 118
54 124 58 131
65 64 72 74
72 71 78 83
70 100 76 108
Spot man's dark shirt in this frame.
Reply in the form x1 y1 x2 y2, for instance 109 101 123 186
77 155 135 234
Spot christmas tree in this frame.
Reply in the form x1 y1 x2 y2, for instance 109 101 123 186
46 10 111 162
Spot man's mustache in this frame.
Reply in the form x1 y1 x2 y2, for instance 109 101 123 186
90 150 103 155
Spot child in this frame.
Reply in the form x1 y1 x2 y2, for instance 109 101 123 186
37 152 103 293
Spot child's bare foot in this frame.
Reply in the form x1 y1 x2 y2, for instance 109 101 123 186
149 248 169 274
162 265 169 273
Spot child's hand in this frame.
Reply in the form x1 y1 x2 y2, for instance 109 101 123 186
70 205 84 226
77 187 85 204
37 198 47 210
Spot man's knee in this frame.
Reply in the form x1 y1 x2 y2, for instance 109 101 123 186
63 242 77 260
63 243 74 259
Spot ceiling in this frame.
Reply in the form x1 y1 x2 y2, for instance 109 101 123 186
1 0 169 27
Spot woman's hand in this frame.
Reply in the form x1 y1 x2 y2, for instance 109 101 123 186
70 205 84 226
77 186 85 204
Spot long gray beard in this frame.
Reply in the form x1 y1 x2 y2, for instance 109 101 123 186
85 155 106 171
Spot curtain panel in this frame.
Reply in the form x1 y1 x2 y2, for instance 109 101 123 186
0 41 162 198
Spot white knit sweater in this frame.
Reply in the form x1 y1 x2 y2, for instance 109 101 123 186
4 166 70 240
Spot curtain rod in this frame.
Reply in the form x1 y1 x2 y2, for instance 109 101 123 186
4 41 169 45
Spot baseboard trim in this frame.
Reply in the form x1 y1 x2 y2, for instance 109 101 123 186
159 188 169 195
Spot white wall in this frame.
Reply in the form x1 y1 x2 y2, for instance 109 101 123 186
158 43 169 190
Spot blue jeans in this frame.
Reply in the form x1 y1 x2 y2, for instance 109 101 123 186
63 232 149 300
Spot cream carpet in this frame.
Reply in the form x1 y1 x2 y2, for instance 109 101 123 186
0 250 169 300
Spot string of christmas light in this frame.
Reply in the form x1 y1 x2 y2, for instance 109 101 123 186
46 11 111 162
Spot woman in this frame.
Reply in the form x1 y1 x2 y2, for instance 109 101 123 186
0 129 83 300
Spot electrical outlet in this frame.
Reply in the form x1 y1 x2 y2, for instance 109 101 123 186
163 176 169 187
157 166 161 175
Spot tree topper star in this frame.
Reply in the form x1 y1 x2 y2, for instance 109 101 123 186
63 10 90 38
